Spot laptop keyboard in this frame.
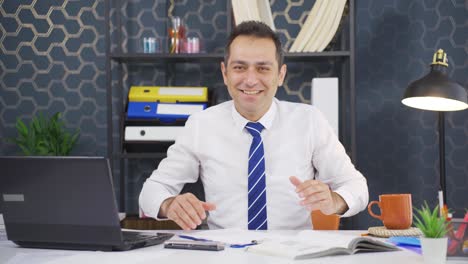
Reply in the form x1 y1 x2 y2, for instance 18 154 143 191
122 231 173 245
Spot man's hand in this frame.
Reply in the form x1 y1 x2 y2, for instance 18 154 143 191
159 193 216 230
289 176 348 215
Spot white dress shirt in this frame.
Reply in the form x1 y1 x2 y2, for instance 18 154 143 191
139 98 368 229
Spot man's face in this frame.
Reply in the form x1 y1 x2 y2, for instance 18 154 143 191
221 36 287 121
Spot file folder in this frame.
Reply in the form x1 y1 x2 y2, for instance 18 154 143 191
127 102 207 122
124 126 184 141
128 86 208 102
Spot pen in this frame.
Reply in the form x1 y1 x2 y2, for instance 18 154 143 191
230 240 259 248
178 235 259 248
178 235 213 242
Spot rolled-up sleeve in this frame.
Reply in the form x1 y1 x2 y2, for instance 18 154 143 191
310 108 369 217
139 116 200 220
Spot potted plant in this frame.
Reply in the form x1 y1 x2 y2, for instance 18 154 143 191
7 112 80 155
414 202 450 264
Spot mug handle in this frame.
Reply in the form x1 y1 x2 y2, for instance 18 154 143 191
367 201 383 221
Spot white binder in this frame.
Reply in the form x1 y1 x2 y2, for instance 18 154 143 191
124 126 184 141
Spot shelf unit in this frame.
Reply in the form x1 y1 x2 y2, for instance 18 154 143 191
105 0 356 213
110 51 351 63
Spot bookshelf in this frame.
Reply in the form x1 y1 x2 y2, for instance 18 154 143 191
105 0 356 216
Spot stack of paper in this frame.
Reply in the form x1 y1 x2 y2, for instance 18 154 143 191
290 0 347 52
232 0 275 31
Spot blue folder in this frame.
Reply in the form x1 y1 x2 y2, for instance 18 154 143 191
127 102 207 122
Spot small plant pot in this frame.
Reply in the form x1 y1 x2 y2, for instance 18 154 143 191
420 237 448 264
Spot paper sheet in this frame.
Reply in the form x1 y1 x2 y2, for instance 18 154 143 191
0 228 6 241
182 228 291 245
295 230 358 248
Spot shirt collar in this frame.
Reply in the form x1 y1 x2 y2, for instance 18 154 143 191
231 98 278 132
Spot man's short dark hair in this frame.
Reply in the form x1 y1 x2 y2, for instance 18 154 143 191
224 21 284 68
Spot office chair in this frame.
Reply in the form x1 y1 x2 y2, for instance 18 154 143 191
311 210 340 230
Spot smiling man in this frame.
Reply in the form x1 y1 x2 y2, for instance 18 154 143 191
221 35 286 122
139 21 368 230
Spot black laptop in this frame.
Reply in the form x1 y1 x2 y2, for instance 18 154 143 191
0 156 173 251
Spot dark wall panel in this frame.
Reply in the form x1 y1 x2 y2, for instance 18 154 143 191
355 0 467 228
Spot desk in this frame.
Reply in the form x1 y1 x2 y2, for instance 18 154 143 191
0 230 466 264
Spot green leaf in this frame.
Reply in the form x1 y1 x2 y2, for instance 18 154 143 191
413 202 449 238
6 112 80 156
16 118 28 137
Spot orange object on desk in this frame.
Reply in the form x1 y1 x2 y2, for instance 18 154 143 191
311 210 340 230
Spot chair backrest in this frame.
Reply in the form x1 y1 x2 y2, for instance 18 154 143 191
311 210 340 230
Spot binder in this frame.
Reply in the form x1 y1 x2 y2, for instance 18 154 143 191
124 126 184 141
128 86 208 102
127 102 207 121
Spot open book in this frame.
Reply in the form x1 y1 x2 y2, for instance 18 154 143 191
247 234 400 259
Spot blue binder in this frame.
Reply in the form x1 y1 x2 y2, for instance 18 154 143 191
127 102 207 122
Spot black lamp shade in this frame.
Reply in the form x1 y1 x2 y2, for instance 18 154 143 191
402 50 468 112
400 49 467 206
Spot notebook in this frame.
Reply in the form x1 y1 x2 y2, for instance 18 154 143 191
0 156 173 251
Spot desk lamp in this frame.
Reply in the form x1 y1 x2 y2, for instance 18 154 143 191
401 49 468 209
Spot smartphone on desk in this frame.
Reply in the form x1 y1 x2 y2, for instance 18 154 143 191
164 240 225 251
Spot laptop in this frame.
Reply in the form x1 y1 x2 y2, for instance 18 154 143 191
0 156 173 251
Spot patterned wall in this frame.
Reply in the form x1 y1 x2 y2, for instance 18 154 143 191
1 0 466 229
0 0 106 156
355 0 468 227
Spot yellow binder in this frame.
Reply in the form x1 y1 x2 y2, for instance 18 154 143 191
128 86 208 102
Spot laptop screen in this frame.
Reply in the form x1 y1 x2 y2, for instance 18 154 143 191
0 156 123 246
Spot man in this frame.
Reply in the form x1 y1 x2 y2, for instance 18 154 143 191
139 21 368 230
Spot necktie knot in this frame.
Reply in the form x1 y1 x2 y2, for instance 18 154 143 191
246 122 264 138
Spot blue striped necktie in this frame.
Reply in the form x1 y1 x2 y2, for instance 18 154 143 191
245 122 267 230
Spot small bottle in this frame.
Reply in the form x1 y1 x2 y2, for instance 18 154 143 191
143 37 149 53
149 38 155 53
191 37 200 53
169 16 185 54
154 38 160 53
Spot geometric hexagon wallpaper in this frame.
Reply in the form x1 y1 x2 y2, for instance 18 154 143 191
1 0 467 229
0 0 106 157
356 0 468 227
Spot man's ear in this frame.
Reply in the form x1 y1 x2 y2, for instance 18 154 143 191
278 64 287 86
221 61 228 86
